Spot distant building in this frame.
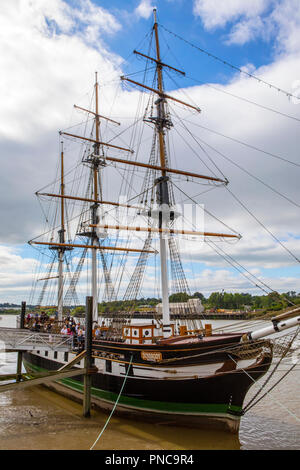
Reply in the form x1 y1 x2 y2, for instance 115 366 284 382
156 298 204 315
244 305 252 312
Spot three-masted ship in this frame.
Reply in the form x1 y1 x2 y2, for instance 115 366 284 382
23 9 300 433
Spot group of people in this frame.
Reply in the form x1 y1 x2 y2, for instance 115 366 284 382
25 311 53 332
59 317 110 348
60 317 85 348
24 311 109 349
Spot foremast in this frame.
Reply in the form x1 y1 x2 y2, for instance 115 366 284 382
30 74 154 322
91 72 100 322
57 143 65 320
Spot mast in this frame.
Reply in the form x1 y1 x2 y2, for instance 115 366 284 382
57 142 65 320
153 8 171 336
91 72 100 322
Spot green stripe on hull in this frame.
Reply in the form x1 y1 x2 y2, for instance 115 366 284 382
23 359 242 417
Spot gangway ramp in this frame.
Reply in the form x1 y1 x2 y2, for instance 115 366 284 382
0 327 73 352
0 350 89 393
0 368 87 393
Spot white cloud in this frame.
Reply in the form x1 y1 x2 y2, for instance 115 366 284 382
269 0 300 54
225 16 267 45
21 0 121 40
0 0 300 303
186 268 300 296
135 0 155 19
0 246 39 302
193 0 300 50
0 0 122 144
0 0 124 248
193 0 272 30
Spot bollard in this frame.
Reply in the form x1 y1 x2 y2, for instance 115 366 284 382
83 296 93 417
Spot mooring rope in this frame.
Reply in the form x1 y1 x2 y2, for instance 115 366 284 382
89 355 133 451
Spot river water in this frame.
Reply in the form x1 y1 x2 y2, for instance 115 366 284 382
0 315 299 450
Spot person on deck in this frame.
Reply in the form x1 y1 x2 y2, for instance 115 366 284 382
77 328 85 349
94 326 101 338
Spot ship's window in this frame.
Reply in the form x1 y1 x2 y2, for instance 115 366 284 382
54 351 58 360
45 350 48 357
64 352 68 362
37 351 40 355
105 360 112 373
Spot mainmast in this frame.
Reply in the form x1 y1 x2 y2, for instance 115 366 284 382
153 8 171 336
118 8 239 337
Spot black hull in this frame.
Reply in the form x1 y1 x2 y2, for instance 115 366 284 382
23 338 272 434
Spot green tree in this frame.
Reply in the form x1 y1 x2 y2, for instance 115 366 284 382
192 292 206 302
169 292 189 302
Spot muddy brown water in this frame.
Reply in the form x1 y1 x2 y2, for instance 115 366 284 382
0 315 299 450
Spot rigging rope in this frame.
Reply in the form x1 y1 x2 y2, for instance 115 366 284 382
181 119 300 169
225 186 300 264
185 75 300 124
172 181 240 237
169 129 300 264
159 24 300 102
195 135 300 210
149 24 300 124
171 182 299 306
242 326 300 414
243 362 299 417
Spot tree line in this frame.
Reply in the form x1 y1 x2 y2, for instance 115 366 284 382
69 290 300 315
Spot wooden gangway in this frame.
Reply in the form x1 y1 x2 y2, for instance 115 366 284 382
0 368 87 393
0 350 89 393
0 327 73 352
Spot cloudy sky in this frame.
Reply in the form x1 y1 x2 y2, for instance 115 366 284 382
1 0 300 304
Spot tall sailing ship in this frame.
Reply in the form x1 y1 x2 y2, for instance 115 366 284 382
23 10 300 433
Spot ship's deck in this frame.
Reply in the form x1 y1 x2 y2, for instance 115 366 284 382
158 333 243 346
